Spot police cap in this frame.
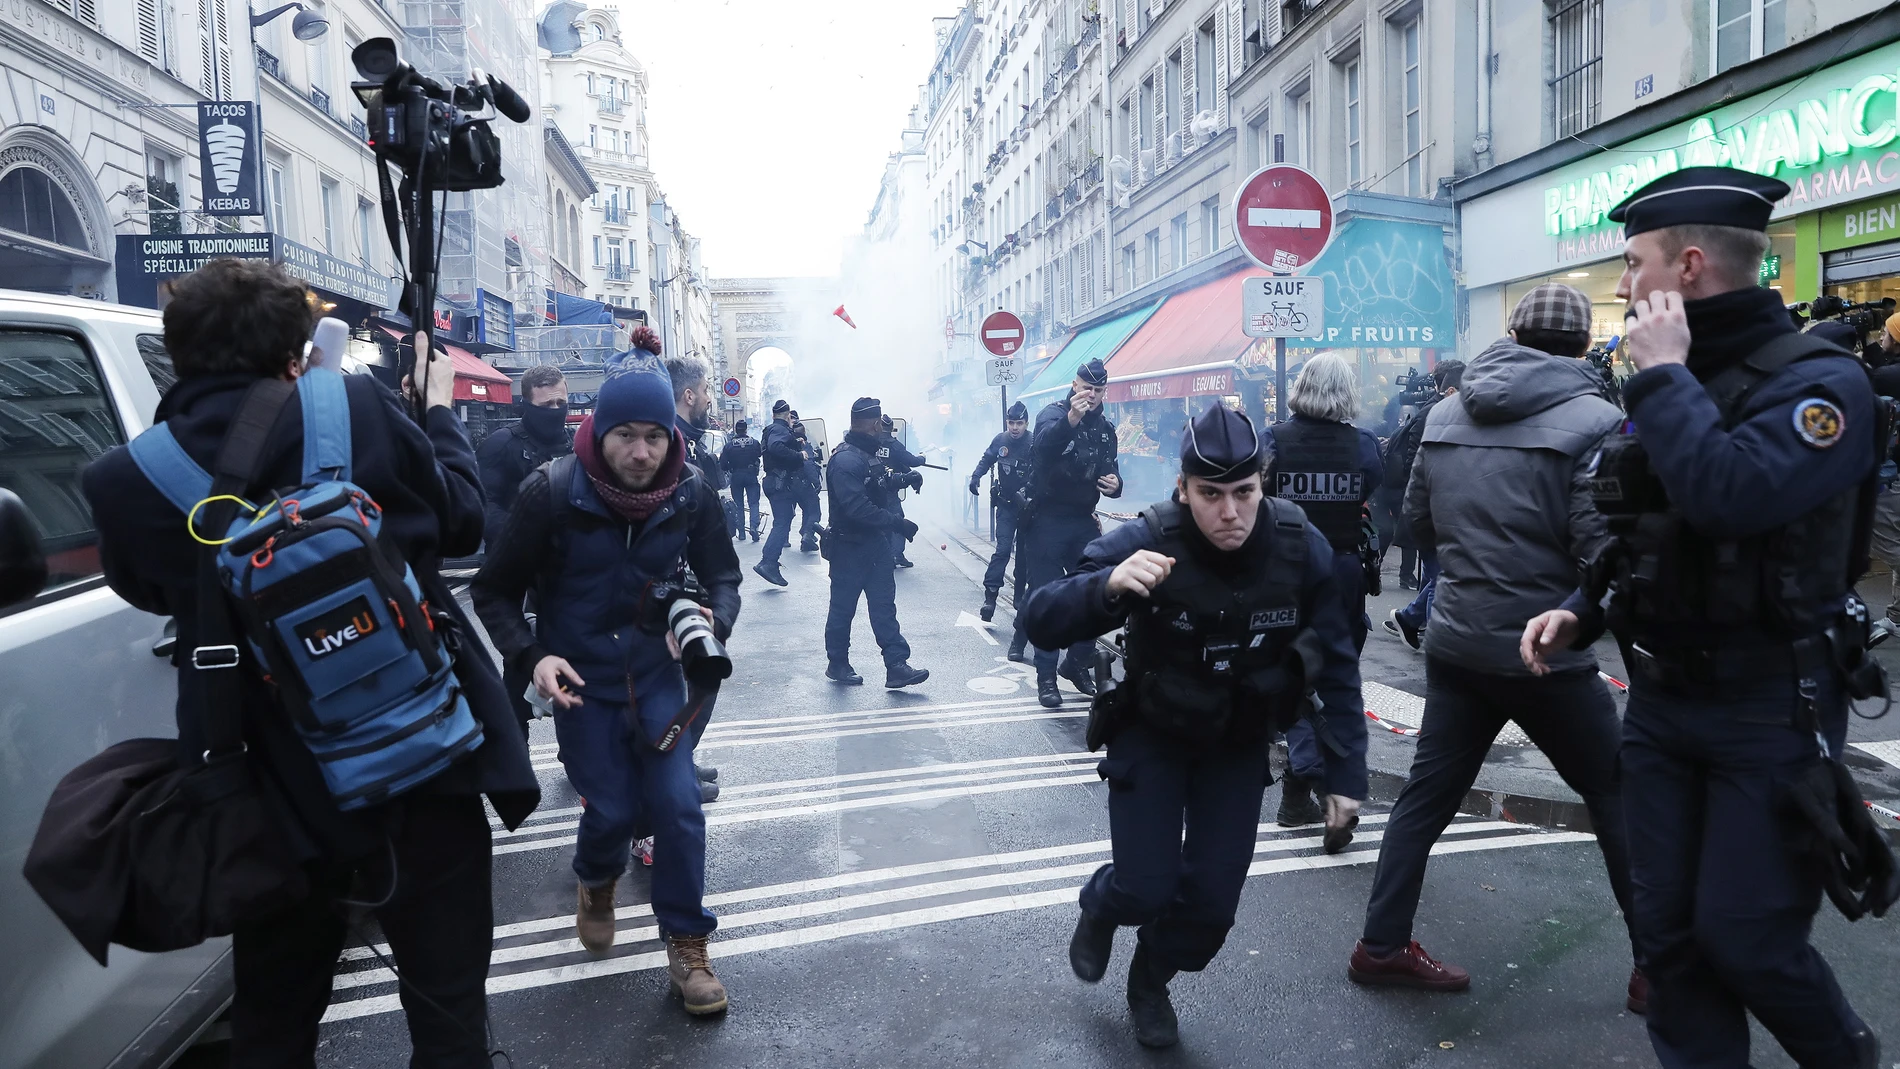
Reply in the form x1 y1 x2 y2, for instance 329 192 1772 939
1607 165 1788 237
1180 403 1262 483
851 396 883 419
772 399 790 415
1006 400 1028 421
1077 358 1109 387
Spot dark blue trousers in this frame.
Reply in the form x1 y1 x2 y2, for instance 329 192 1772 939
795 481 822 546
1288 553 1367 781
732 477 761 538
761 481 795 567
1080 725 1270 972
982 502 1021 593
1622 676 1865 1069
824 536 910 669
1023 509 1100 682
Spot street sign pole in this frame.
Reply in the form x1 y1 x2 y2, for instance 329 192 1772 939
1275 337 1286 424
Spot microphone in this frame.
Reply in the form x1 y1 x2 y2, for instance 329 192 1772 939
485 75 531 123
306 316 351 371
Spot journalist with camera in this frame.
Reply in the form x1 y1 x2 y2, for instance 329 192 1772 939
1522 166 1895 1068
472 340 741 1017
68 258 539 1066
823 397 929 688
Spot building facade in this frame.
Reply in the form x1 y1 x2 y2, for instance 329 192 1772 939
543 118 595 300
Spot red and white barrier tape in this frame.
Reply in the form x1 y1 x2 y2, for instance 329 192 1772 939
1364 709 1422 737
1867 800 1900 824
1599 671 1629 692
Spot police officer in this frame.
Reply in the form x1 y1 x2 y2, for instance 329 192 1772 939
970 401 1034 659
721 419 764 541
1522 166 1884 1069
1026 357 1122 707
1022 403 1367 1049
824 397 929 689
791 412 824 553
755 399 802 586
879 412 927 568
478 363 573 733
1262 353 1383 833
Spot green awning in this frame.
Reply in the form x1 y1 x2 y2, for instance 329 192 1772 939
1018 301 1163 401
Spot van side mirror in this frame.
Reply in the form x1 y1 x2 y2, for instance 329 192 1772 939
0 489 48 607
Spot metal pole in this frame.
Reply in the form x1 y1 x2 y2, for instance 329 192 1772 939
1274 336 1287 423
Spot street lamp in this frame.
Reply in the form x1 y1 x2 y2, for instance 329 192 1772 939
251 2 329 39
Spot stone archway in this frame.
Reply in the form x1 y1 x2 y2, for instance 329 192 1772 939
0 126 115 299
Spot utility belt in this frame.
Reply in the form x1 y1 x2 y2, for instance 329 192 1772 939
1623 596 1888 704
989 483 1030 511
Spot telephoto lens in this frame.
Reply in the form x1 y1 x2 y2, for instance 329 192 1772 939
668 599 732 685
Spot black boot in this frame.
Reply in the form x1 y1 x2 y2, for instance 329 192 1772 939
885 662 930 689
980 588 999 622
825 663 863 685
1275 775 1322 827
1059 657 1098 697
1068 907 1115 983
1849 1028 1880 1069
753 562 788 587
1126 943 1179 1049
1008 631 1032 664
1038 677 1063 708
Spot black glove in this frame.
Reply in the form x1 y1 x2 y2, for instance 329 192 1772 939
897 518 919 542
906 471 925 491
968 480 980 496
1779 756 1900 921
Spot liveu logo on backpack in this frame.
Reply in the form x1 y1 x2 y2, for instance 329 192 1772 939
130 368 484 811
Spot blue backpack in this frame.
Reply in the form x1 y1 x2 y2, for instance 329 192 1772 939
128 370 483 811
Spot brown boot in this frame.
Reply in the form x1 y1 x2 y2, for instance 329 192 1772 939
666 935 729 1015
575 879 617 956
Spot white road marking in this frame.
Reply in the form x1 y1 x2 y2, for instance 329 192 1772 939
527 708 1085 766
1852 739 1900 769
955 610 1000 645
527 695 1064 749
322 826 1595 1021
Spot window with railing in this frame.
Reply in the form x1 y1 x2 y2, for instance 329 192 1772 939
1549 0 1602 140
256 45 282 81
310 86 332 116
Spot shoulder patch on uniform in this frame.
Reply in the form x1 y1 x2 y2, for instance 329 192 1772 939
1793 397 1846 449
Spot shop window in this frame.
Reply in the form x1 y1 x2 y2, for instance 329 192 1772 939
1549 0 1602 141
0 330 128 594
1714 0 1786 76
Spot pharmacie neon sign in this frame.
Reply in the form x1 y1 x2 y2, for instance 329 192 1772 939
1545 74 1900 237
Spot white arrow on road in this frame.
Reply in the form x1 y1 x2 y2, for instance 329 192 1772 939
955 610 999 645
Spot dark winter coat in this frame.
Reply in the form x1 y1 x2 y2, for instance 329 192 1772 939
477 420 571 546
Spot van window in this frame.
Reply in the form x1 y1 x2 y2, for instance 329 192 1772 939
0 330 128 591
136 333 178 396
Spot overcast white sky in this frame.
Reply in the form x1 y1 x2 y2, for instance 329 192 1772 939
608 0 948 280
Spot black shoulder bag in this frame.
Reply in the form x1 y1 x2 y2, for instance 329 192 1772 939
25 381 311 964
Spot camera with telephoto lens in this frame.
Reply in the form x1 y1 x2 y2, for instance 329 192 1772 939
667 598 731 686
1394 367 1437 407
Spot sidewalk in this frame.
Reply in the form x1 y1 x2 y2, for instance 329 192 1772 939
937 516 1900 830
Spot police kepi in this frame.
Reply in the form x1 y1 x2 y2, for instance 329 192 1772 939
1023 402 1368 1049
1525 164 1895 1069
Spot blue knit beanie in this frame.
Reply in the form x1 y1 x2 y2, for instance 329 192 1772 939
593 346 675 440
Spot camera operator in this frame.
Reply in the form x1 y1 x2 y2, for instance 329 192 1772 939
824 397 930 689
472 345 740 1017
82 258 539 1066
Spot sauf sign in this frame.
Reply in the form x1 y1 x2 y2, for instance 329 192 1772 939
197 101 265 216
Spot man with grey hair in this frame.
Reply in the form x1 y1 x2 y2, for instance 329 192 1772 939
1349 282 1640 1009
1261 354 1383 834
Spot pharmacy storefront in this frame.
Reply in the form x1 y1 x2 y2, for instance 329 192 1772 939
1460 36 1900 352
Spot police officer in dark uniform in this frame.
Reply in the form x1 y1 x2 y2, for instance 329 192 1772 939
791 412 824 554
721 420 764 541
1022 403 1368 1049
824 397 930 689
970 401 1034 660
1026 358 1122 707
1523 166 1887 1069
879 412 927 568
1262 353 1384 831
755 399 802 587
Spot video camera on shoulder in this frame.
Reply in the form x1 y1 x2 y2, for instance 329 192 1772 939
1394 367 1437 407
1790 295 1897 358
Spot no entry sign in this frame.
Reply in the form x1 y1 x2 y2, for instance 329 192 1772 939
1232 164 1334 274
980 310 1025 356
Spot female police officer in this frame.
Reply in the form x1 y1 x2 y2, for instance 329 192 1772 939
1022 402 1367 1048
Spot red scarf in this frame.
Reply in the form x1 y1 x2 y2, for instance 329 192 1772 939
573 415 684 521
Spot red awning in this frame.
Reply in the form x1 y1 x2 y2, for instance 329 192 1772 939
1102 269 1255 404
378 326 513 403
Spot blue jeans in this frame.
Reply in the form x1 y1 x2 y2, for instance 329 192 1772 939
553 690 715 937
1396 551 1439 629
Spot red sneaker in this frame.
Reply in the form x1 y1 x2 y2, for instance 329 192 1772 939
1627 967 1648 1014
1347 940 1471 991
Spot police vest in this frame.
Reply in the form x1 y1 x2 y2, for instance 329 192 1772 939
1121 497 1310 745
1269 418 1366 552
991 434 1031 495
1590 332 1875 639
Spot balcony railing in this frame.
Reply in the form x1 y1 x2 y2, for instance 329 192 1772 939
602 204 626 224
255 45 282 82
310 86 332 116
605 264 631 281
349 115 369 142
597 94 624 115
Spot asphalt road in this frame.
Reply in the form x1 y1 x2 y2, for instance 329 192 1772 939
316 515 1900 1069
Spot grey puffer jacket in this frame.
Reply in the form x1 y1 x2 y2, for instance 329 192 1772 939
1405 339 1623 676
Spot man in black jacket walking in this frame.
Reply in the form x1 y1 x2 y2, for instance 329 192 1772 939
83 258 539 1067
721 420 764 541
824 397 929 689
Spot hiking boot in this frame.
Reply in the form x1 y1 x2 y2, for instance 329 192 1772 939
696 764 719 783
699 779 721 804
1126 943 1179 1049
1276 776 1322 827
826 663 864 685
885 662 929 689
752 562 788 587
1386 608 1423 651
980 588 999 622
633 838 654 867
1059 659 1098 697
666 935 729 1015
1347 939 1471 991
576 879 617 955
1038 677 1063 708
1068 907 1116 983
1627 967 1648 1015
